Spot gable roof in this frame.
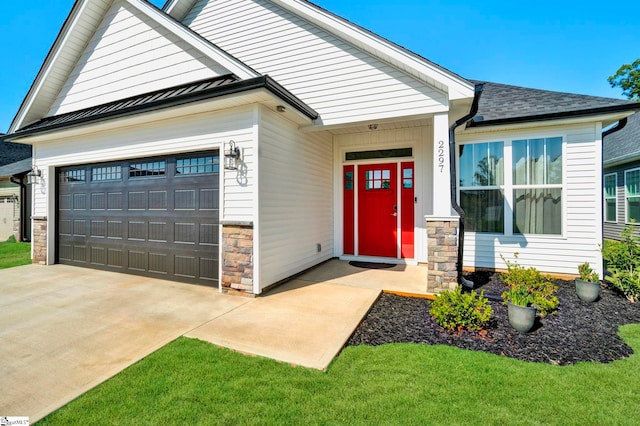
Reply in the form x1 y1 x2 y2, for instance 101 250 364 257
8 75 317 139
166 0 474 101
604 112 640 166
469 81 640 127
0 158 32 179
9 0 259 134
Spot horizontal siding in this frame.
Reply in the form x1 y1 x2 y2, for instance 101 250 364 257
459 123 604 276
184 0 448 126
32 107 255 222
258 108 333 290
603 159 640 240
49 0 226 116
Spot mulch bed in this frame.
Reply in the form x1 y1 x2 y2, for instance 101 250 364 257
346 272 640 365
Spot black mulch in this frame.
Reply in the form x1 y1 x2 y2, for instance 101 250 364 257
346 272 640 365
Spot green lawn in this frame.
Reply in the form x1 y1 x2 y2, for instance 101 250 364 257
39 325 640 425
0 238 31 269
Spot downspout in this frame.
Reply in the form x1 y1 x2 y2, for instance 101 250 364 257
10 174 28 242
449 83 484 289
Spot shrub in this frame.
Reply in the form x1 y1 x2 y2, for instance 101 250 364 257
500 254 559 316
602 227 640 303
429 286 493 333
577 262 599 283
6 235 17 243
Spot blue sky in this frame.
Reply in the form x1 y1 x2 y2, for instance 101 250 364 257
1 0 638 133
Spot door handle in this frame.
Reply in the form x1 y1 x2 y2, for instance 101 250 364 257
391 212 398 217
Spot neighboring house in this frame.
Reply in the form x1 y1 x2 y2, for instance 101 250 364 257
0 138 32 242
3 0 639 295
603 112 640 240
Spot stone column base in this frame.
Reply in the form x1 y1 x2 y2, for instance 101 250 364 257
32 217 47 264
221 222 255 297
426 218 459 293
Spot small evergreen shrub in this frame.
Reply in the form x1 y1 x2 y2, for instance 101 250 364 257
429 286 493 333
602 227 640 303
500 254 559 316
6 235 17 243
577 262 599 283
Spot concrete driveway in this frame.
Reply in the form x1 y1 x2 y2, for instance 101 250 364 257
0 264 251 422
0 263 381 422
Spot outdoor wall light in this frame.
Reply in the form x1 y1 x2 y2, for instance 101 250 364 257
26 165 42 185
224 140 242 170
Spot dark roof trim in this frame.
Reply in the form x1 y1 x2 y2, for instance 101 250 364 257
7 75 318 140
468 103 640 128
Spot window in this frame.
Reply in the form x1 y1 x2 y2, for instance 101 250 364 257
626 168 640 223
365 169 391 190
512 137 562 235
459 142 504 232
344 170 354 191
60 169 85 183
176 156 219 175
345 148 412 161
92 166 121 181
402 167 413 189
604 173 617 222
129 161 166 178
458 136 563 235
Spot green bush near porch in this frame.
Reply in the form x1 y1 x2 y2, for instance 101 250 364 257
0 237 31 269
39 326 640 425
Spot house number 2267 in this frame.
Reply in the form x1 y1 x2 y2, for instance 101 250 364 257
438 140 445 172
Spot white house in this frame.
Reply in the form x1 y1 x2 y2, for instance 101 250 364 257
5 0 639 295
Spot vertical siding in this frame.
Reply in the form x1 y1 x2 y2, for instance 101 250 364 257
48 0 226 116
258 107 333 290
183 0 448 126
459 123 604 276
333 125 432 262
603 159 640 240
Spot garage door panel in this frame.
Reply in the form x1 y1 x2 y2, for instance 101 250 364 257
58 151 219 287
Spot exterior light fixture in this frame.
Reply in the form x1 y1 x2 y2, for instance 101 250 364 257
26 165 42 185
224 140 242 170
276 105 286 113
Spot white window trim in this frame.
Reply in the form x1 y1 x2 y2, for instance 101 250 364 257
604 172 618 223
624 167 640 224
457 136 566 237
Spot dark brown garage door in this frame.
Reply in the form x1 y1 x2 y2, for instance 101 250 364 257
57 151 219 287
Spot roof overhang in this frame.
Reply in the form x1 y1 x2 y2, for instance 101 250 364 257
0 158 32 178
6 75 317 144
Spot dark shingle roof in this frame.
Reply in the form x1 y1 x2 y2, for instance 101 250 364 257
469 80 639 127
0 158 32 178
604 112 640 165
0 139 32 168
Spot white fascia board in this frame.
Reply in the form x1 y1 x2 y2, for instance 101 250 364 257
163 0 198 20
269 0 474 101
129 0 259 80
9 1 90 133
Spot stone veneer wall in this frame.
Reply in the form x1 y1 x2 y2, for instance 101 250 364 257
32 217 47 264
221 223 254 296
426 219 459 293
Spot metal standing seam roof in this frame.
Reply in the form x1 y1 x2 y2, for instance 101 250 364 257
10 74 318 138
604 112 640 165
469 80 640 127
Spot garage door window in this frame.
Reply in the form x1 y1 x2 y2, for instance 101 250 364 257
60 169 86 183
129 161 166 178
177 156 219 175
92 166 121 181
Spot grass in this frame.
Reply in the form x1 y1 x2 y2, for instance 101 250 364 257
0 237 31 269
39 324 640 425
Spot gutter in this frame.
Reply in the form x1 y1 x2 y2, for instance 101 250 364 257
449 83 484 289
9 175 28 242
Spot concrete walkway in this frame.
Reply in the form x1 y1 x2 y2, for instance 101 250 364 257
0 262 382 421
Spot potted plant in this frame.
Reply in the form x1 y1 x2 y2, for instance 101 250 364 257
575 262 600 302
501 284 537 333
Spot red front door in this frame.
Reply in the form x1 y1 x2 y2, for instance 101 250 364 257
358 163 398 257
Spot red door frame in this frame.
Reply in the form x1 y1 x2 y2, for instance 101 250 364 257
342 162 414 259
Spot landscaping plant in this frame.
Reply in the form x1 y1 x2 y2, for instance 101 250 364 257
500 254 559 316
602 226 640 303
577 262 599 283
429 286 492 333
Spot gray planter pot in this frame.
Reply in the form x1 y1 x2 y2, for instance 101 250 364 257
507 302 537 333
575 279 600 303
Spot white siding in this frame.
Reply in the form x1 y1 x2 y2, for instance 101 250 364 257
48 0 228 116
184 0 448 126
332 125 432 262
458 123 603 276
258 107 333 290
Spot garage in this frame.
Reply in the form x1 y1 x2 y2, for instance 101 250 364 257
57 151 219 287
